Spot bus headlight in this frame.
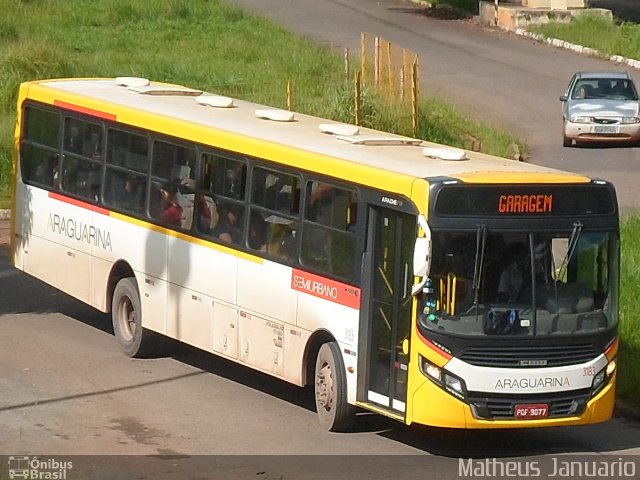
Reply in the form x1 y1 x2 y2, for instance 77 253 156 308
420 355 467 400
591 358 616 397
606 358 617 376
444 374 465 397
592 370 605 390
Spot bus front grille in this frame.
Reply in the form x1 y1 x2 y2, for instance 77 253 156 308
468 390 590 420
458 344 598 368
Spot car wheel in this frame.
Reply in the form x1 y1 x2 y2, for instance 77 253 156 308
563 135 572 147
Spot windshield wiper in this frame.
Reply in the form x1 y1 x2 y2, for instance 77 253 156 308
552 222 583 312
557 222 583 281
472 224 487 308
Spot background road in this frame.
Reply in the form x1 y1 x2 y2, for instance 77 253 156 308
228 0 640 212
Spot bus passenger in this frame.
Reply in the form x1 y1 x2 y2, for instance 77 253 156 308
160 185 183 227
212 203 241 244
497 243 526 303
248 212 267 252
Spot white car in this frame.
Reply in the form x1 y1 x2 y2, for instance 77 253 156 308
560 71 640 147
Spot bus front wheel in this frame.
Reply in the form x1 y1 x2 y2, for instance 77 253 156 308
314 342 355 432
112 277 156 358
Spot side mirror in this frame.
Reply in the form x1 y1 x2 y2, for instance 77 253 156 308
559 95 567 102
411 215 432 296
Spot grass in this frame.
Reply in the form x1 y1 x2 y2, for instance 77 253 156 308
532 12 640 60
617 216 640 402
0 0 522 212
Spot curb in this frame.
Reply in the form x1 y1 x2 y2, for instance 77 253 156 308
514 28 640 70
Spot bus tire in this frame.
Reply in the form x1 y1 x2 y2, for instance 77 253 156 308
314 341 355 432
112 277 156 358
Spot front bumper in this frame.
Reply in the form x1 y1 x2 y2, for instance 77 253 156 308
409 373 615 429
564 120 640 143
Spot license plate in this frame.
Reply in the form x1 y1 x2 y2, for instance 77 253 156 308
593 125 618 134
514 403 549 418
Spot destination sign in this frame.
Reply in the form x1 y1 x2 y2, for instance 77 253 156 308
434 185 616 217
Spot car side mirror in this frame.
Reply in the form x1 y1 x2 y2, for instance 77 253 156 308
559 95 567 102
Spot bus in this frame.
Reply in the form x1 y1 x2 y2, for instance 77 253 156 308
11 77 619 431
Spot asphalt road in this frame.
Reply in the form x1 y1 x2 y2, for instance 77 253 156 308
227 0 640 212
1 252 640 477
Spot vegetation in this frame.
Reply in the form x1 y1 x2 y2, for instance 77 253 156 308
532 13 640 61
618 216 640 402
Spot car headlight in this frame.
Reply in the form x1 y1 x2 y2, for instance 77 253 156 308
620 117 640 124
569 116 593 123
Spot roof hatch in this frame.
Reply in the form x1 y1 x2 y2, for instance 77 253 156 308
128 85 203 96
196 94 235 108
255 109 296 122
115 77 150 88
422 146 468 161
336 135 422 146
319 123 360 136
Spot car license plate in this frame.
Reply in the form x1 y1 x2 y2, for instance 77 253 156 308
514 403 549 418
593 125 618 134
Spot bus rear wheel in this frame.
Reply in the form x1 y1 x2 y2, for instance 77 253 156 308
112 277 156 358
314 342 355 432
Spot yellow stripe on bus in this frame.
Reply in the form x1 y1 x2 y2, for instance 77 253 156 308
109 211 264 264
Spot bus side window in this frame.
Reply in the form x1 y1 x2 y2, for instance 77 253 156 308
21 106 61 189
301 181 357 280
61 118 104 202
198 152 246 242
104 129 149 216
148 139 196 230
250 166 300 262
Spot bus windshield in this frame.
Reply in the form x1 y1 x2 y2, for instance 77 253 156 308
420 229 618 337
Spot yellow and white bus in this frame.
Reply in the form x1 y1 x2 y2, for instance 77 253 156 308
12 77 619 431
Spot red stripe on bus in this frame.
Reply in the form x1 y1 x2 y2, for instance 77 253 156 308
291 269 361 309
54 100 117 121
417 329 453 361
48 192 110 215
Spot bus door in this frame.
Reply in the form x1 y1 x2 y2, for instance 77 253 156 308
360 207 414 415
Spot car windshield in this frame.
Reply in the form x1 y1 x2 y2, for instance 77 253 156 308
571 78 638 101
418 230 618 337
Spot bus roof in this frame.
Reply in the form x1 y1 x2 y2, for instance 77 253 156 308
22 78 591 191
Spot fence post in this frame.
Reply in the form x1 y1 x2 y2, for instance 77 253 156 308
287 81 293 111
344 48 350 84
355 70 361 126
412 60 419 138
360 33 366 84
374 36 380 87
